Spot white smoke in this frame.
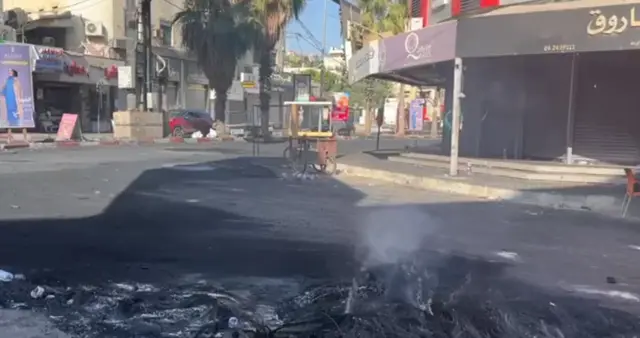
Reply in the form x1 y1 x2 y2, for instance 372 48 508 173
356 205 438 268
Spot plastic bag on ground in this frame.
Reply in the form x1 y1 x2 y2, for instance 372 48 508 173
0 269 13 282
191 131 203 139
206 128 217 138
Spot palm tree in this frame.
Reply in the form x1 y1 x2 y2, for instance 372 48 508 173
358 0 407 135
251 0 306 138
174 0 259 133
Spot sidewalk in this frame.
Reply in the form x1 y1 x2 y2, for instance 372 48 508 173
337 152 634 219
0 135 235 151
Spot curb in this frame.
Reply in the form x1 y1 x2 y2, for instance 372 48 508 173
337 163 623 218
3 137 232 151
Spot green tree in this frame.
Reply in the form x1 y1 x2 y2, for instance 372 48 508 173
349 78 391 132
357 0 407 134
300 68 344 93
174 0 258 133
252 0 306 137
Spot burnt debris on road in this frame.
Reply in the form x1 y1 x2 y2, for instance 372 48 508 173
0 147 638 337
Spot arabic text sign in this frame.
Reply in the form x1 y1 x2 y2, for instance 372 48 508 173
587 7 640 36
457 4 640 58
347 40 380 83
0 44 35 129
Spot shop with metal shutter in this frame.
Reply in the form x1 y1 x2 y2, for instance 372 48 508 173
185 60 209 112
164 57 183 110
185 85 208 111
456 3 640 164
521 54 572 161
165 84 179 109
572 51 640 165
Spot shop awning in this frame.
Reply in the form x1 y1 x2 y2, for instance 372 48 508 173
457 0 640 58
348 21 458 86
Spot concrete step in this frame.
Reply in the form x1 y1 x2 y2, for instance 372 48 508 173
387 156 625 184
400 152 624 176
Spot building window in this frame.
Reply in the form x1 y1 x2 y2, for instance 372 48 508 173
160 22 172 46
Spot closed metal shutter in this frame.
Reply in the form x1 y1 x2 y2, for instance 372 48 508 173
573 52 640 165
186 85 207 111
166 83 179 109
459 0 480 14
227 100 247 125
410 0 421 17
522 54 572 160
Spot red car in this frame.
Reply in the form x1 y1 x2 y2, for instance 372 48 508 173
168 109 214 137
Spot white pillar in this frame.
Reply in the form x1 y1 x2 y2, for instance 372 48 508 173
450 57 463 176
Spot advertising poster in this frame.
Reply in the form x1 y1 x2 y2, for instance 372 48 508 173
0 44 34 128
331 92 349 121
409 98 425 131
293 73 311 102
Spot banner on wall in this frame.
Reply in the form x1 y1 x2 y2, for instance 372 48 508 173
0 44 34 128
409 98 424 131
293 73 311 102
331 92 349 121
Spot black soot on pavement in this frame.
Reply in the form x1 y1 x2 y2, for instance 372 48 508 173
1 252 640 338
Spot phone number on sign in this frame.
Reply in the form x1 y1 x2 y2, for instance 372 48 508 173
543 44 576 52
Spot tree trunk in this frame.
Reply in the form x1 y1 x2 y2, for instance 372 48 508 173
258 49 273 139
363 101 372 136
213 88 227 136
396 83 406 136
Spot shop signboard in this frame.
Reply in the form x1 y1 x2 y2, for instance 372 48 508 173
34 46 66 72
347 39 380 84
0 44 35 128
457 4 640 58
380 21 457 73
56 113 79 141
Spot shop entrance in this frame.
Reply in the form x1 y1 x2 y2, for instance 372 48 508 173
34 83 78 133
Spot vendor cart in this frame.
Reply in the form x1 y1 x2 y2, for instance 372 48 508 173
283 101 338 175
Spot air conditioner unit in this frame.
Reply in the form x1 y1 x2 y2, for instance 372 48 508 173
109 37 129 50
84 20 104 37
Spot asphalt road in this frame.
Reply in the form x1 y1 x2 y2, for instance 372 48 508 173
0 143 638 337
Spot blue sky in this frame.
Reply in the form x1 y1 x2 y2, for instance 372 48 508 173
286 0 344 54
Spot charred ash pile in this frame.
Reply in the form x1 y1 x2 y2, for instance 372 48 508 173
1 253 640 338
262 255 640 338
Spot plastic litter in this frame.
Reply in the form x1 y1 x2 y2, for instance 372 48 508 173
207 128 217 138
228 317 239 328
30 286 45 299
0 269 13 282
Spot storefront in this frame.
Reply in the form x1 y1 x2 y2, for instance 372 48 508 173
85 56 124 133
455 1 640 164
152 46 189 111
186 60 209 112
32 46 88 133
164 57 183 109
33 46 123 133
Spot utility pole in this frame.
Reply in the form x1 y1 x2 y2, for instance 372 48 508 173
137 0 152 111
319 0 327 97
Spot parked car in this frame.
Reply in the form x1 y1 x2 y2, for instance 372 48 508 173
168 109 214 137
